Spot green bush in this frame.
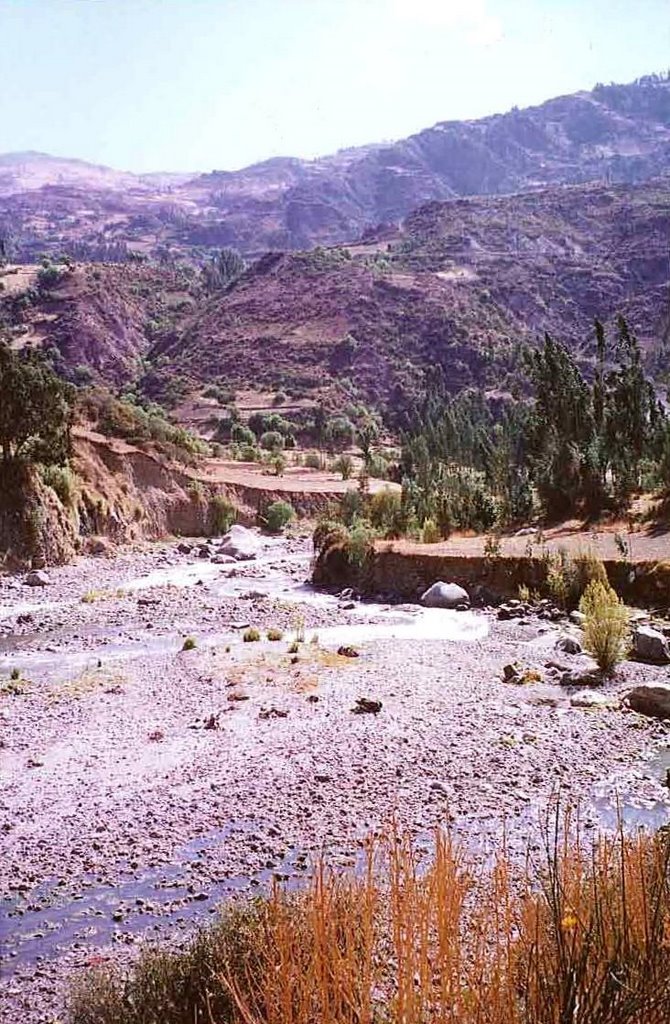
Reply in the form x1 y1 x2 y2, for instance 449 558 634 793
243 627 260 642
305 452 323 470
333 454 354 480
40 464 78 508
579 580 629 673
421 518 441 544
263 500 294 533
266 628 283 641
209 495 236 535
230 423 255 445
260 430 284 451
369 488 402 536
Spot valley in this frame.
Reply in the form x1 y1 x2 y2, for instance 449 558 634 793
1 528 669 1022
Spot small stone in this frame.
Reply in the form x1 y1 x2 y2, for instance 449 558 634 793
25 570 50 587
555 635 582 655
352 697 382 715
337 645 359 658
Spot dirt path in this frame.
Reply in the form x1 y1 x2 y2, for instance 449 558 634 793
387 520 670 562
1 535 669 1022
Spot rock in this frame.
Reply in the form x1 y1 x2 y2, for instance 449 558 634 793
626 685 670 720
25 570 50 587
197 544 213 558
177 542 193 554
219 525 261 561
86 536 113 557
503 662 522 684
498 602 529 621
352 697 382 714
337 646 359 658
555 635 583 655
560 668 603 687
632 626 670 665
569 611 586 626
212 554 236 564
421 581 470 609
570 691 619 709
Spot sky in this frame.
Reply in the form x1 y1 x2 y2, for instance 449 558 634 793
1 0 669 174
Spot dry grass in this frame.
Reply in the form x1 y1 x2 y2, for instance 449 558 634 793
69 818 670 1024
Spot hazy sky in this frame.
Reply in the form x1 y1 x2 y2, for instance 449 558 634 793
1 0 668 173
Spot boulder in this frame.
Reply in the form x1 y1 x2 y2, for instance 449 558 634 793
632 626 670 665
626 685 670 720
25 570 50 587
212 554 236 565
421 581 470 609
570 691 619 709
560 667 603 687
219 525 262 562
555 635 583 655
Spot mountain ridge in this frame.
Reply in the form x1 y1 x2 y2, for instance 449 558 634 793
1 73 668 259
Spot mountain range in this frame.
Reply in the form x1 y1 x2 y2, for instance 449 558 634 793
0 73 668 411
1 73 669 260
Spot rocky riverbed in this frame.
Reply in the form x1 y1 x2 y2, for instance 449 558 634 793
1 530 669 1022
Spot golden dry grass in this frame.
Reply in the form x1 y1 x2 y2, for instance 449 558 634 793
70 818 670 1024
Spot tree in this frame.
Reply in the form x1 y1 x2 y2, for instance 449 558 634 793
202 248 245 291
0 344 75 466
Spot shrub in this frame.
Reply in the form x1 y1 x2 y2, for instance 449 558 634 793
345 522 376 569
270 453 286 477
304 452 323 470
340 488 365 526
209 495 236 535
544 549 608 609
313 519 349 556
243 627 260 642
230 422 255 445
260 430 284 451
333 454 354 480
263 500 294 534
579 580 629 673
40 464 78 508
272 391 287 406
367 454 388 480
68 820 670 1024
238 443 260 462
421 518 441 543
181 636 197 651
266 628 283 641
369 488 402 536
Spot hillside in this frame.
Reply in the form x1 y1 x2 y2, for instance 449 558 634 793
145 177 670 411
1 74 669 260
0 262 195 385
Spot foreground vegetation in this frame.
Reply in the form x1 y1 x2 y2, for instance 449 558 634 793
70 819 670 1024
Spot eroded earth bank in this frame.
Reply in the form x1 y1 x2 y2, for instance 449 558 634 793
1 531 669 1022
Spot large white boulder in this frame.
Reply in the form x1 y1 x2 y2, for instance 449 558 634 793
421 581 470 609
218 525 262 561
